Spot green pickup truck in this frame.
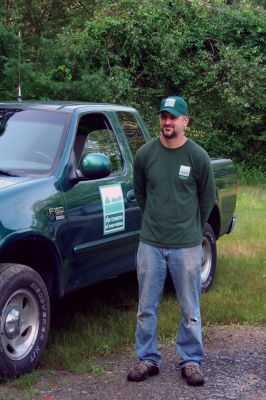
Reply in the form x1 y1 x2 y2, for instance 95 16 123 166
0 102 237 378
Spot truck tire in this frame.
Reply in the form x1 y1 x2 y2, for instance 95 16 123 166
0 263 50 379
201 224 217 292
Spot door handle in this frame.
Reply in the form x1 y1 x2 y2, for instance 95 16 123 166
127 190 136 202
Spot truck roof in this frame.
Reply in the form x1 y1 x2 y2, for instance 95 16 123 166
0 101 136 114
0 101 135 113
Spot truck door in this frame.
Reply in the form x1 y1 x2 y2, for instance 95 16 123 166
64 112 140 291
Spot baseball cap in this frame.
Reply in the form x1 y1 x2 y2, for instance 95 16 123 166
159 96 189 117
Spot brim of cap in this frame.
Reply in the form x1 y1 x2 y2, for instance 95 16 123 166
158 107 184 117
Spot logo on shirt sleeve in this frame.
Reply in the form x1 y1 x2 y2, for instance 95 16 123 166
179 165 191 180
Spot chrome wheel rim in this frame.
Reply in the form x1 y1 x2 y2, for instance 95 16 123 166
201 237 212 284
1 289 40 360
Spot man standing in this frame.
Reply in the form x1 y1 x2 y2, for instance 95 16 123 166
127 96 216 386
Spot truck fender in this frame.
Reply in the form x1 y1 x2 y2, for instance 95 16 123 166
0 231 63 301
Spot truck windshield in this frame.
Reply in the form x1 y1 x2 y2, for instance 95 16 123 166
0 108 70 175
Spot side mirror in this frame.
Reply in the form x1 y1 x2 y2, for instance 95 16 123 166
80 153 112 180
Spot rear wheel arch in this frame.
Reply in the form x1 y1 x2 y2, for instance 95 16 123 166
207 205 221 240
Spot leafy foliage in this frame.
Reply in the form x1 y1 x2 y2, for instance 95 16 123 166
0 0 265 170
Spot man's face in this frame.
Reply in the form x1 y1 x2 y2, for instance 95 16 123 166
159 111 189 139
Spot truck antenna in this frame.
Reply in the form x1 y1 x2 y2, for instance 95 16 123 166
17 30 22 102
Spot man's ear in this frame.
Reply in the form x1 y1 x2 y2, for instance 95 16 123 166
183 116 190 126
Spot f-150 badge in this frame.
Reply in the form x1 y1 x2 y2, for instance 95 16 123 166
48 206 65 220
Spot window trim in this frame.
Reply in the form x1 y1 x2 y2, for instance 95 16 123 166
73 111 128 180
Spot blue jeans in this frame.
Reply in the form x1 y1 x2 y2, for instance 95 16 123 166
135 241 205 367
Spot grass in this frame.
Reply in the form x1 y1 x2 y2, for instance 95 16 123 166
201 185 266 324
1 184 265 395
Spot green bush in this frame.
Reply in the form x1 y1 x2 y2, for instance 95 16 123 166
0 0 265 171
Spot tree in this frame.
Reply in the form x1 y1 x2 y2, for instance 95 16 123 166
0 0 265 169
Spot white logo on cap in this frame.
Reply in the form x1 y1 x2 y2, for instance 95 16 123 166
165 98 176 107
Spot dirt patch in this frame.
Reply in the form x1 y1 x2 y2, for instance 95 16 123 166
0 325 265 400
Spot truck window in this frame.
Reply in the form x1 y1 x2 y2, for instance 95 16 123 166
0 108 69 174
74 114 123 176
117 112 146 156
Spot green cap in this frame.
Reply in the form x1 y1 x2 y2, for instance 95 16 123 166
159 96 189 117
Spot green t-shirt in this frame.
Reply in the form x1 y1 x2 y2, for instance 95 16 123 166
134 137 216 248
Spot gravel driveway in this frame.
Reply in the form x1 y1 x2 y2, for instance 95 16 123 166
0 325 265 400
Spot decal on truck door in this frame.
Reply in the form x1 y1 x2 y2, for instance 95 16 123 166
100 184 125 235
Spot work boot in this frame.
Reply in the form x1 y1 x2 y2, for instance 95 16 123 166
127 361 159 382
181 364 205 386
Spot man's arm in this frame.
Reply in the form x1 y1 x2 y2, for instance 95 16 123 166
133 152 147 212
198 155 216 229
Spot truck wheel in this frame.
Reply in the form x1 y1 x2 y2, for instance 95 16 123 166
0 263 50 379
201 224 217 292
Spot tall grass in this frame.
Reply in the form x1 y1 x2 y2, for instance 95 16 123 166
202 185 266 324
236 164 266 187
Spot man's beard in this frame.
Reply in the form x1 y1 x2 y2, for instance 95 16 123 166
161 127 178 140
